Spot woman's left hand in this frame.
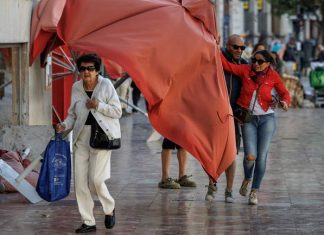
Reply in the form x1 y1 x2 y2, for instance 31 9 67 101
279 101 288 111
86 98 98 110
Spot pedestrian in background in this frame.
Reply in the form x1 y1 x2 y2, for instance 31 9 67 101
158 138 196 189
252 42 267 55
56 53 122 233
221 50 290 205
131 80 141 112
116 75 131 116
270 51 286 76
282 38 298 75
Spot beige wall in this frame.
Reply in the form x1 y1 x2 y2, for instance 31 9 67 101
0 0 34 43
28 58 52 125
0 0 51 126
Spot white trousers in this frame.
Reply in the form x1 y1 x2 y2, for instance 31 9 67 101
74 125 115 226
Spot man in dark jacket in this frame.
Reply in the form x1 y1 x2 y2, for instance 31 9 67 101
205 34 248 203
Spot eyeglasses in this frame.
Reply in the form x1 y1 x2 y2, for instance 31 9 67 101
251 58 267 65
79 66 96 72
231 44 246 50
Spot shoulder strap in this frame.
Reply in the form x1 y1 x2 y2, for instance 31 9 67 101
251 84 261 112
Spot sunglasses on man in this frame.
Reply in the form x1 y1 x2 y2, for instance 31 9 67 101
231 44 246 50
251 58 267 65
79 66 96 72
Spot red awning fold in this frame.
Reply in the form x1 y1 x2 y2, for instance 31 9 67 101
30 0 235 181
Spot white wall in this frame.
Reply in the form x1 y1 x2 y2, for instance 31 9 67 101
0 0 51 126
216 0 224 46
280 14 294 41
229 0 244 36
0 0 33 43
28 58 52 125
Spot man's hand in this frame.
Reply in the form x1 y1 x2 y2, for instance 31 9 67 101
86 98 98 110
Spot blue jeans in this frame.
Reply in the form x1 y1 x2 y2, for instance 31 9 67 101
241 113 277 190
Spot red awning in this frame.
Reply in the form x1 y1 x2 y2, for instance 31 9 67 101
30 0 235 181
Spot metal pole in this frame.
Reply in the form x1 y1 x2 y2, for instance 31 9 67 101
52 56 74 71
15 155 43 183
113 73 130 89
52 71 74 79
52 105 63 123
119 97 147 116
59 47 76 71
0 80 12 90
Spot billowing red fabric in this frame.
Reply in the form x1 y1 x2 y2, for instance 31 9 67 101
29 0 235 181
30 0 67 62
102 58 124 80
0 48 12 68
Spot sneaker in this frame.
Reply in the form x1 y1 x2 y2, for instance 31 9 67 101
205 182 217 201
239 179 251 196
158 178 181 189
176 175 196 187
225 190 234 203
248 190 258 205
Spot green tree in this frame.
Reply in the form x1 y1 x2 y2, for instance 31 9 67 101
268 0 324 43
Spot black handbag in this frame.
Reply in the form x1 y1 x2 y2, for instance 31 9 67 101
233 106 253 123
90 122 121 150
234 85 261 123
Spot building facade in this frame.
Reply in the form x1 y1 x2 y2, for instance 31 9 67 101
0 0 51 127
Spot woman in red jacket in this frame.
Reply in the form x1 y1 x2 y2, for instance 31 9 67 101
221 49 290 205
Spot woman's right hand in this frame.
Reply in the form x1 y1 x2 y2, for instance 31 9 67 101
279 101 289 111
55 123 66 133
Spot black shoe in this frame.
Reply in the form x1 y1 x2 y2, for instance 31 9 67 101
75 224 96 233
105 209 115 229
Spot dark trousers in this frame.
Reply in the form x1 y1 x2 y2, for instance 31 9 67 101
131 81 141 107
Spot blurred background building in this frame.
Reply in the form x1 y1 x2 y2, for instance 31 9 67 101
0 0 324 129
215 0 323 47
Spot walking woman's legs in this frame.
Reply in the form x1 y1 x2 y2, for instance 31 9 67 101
242 119 258 181
74 126 96 226
89 149 115 216
252 113 276 190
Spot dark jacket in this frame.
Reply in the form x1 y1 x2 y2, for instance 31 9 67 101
222 49 248 109
283 45 297 62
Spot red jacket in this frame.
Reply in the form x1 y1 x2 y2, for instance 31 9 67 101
221 53 291 111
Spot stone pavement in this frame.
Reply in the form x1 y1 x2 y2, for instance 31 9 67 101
1 108 324 235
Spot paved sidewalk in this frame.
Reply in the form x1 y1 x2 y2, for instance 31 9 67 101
1 108 324 234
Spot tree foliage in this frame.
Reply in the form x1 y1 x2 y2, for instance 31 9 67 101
268 0 324 41
268 0 324 18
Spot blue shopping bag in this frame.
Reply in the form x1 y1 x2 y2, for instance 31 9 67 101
36 133 71 202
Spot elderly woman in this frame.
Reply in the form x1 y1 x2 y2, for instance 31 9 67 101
221 50 290 205
56 54 122 233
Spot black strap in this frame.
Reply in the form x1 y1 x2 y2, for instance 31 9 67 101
250 84 261 112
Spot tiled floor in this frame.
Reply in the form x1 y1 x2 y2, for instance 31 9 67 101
1 108 324 235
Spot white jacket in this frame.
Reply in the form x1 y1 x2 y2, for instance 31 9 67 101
63 75 122 144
